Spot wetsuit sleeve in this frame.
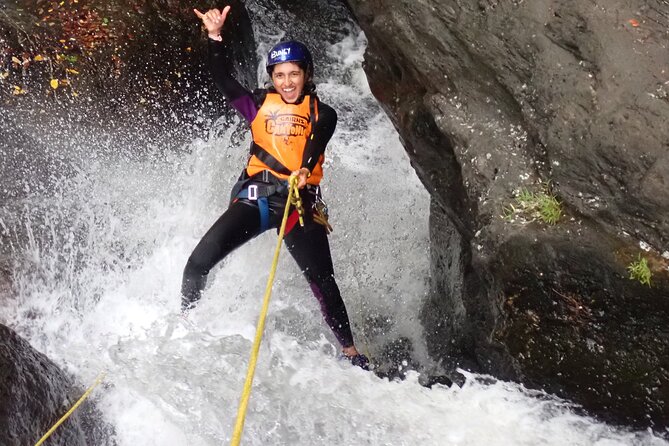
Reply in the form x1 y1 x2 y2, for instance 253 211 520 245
302 101 337 171
208 38 259 123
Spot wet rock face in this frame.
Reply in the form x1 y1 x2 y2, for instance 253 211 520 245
1 0 256 110
0 324 114 445
346 0 669 429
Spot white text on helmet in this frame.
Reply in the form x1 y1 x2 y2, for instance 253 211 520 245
271 48 291 60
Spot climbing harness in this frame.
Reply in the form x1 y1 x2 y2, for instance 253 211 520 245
232 169 324 235
34 372 106 446
230 175 304 446
231 170 288 233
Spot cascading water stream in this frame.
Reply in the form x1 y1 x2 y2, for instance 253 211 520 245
0 2 666 445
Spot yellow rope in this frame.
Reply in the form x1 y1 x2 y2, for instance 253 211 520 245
34 372 106 446
230 176 303 446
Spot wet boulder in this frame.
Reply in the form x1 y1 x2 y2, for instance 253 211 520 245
0 323 114 445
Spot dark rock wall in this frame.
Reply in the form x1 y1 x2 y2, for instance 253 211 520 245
346 0 669 430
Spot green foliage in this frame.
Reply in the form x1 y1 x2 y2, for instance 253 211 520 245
537 194 562 225
628 254 652 286
505 186 563 225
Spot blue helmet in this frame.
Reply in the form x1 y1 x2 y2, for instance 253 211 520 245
266 40 313 75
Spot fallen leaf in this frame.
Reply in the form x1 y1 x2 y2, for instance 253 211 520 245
0 72 9 79
34 55 45 61
629 19 639 27
50 79 59 89
11 56 21 64
13 85 27 95
66 68 79 75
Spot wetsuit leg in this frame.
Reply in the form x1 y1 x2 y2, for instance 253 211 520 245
181 201 261 310
284 224 355 348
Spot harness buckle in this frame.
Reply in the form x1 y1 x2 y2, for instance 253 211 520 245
248 184 259 201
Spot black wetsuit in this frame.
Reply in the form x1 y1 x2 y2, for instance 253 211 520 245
181 38 354 348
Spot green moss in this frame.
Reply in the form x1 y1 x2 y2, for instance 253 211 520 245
505 185 562 225
628 254 652 286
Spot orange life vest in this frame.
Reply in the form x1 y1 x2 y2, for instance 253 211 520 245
247 92 323 185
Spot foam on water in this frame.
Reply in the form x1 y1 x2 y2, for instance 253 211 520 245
1 12 666 446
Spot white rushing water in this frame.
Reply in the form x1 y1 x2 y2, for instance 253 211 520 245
1 7 667 446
